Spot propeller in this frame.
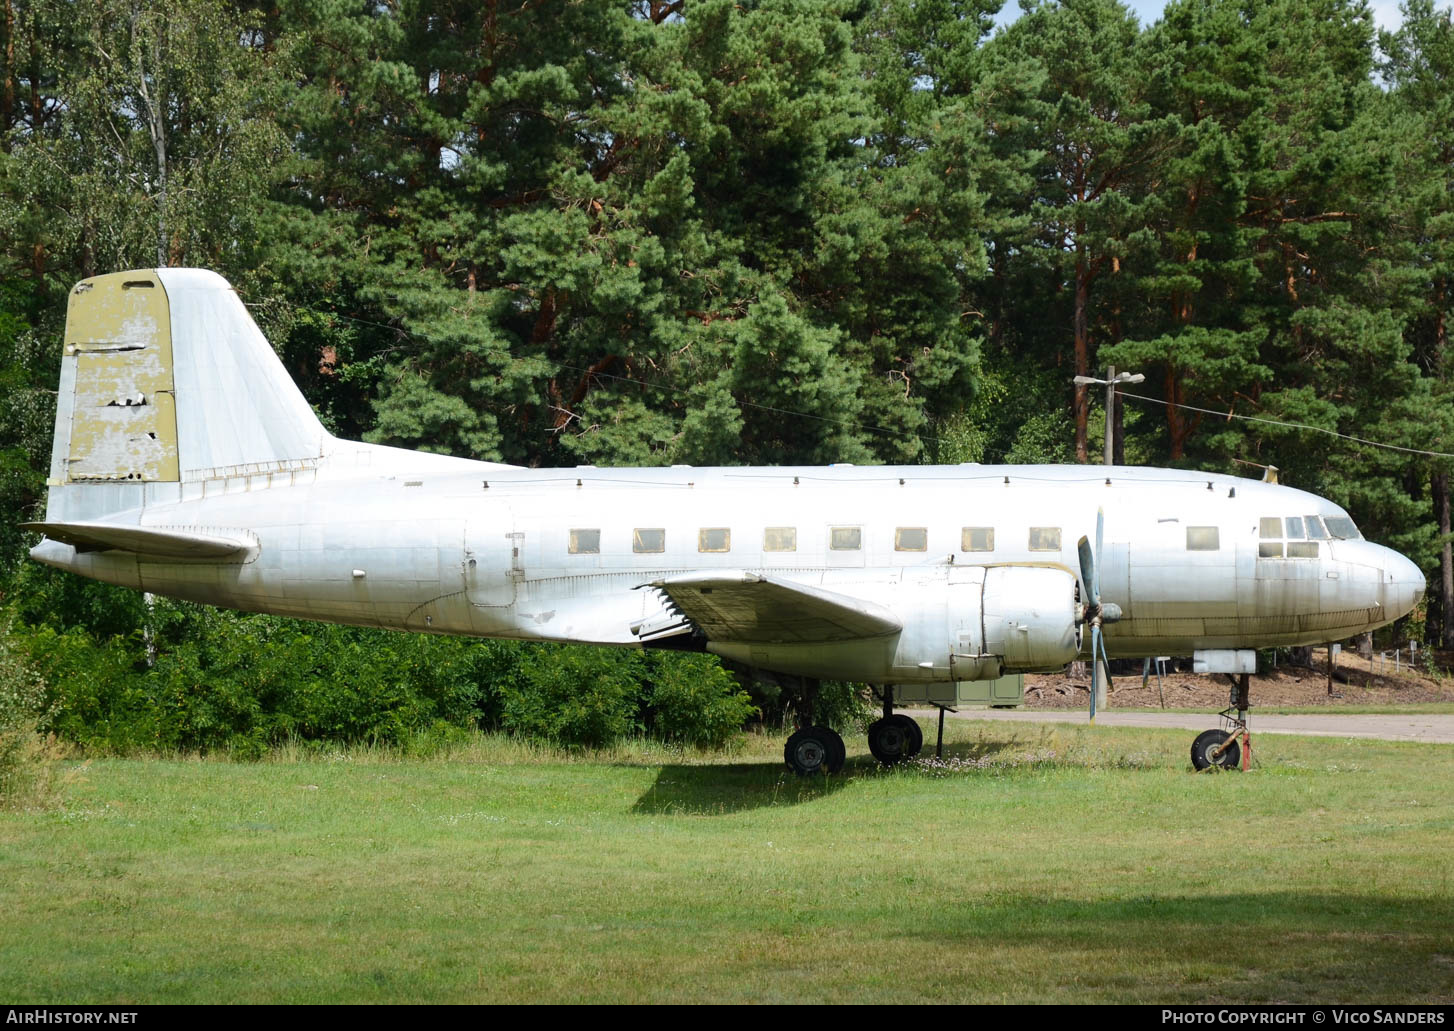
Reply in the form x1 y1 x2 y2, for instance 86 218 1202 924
1077 507 1122 724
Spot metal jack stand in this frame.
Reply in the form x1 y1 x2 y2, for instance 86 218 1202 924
928 703 957 758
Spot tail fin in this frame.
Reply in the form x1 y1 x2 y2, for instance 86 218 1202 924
45 268 329 521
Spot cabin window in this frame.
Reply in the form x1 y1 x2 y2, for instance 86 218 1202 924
1028 527 1061 552
763 527 796 552
1324 516 1361 540
1287 541 1319 558
698 528 730 553
633 528 665 554
1260 517 1283 539
1259 542 1284 558
568 529 600 555
830 526 862 551
1186 526 1220 551
1304 516 1330 540
1284 516 1306 540
962 527 995 552
895 527 928 552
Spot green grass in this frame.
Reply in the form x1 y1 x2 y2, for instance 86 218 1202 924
2 722 1452 1004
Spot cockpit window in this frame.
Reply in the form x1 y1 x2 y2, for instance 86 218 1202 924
1304 516 1329 540
1324 516 1360 540
1284 516 1305 540
1260 517 1282 539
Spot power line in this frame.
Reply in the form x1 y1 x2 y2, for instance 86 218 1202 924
1120 391 1454 460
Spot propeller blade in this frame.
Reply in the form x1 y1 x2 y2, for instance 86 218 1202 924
1094 507 1104 604
1077 535 1097 611
1089 624 1100 722
1098 624 1114 692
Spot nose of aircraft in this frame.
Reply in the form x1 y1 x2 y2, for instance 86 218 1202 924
1380 547 1426 621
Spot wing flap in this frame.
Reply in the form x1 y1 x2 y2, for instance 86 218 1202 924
21 521 257 560
640 571 901 644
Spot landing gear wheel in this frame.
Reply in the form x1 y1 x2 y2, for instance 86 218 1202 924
1191 728 1241 771
891 714 923 758
868 715 923 764
786 726 845 776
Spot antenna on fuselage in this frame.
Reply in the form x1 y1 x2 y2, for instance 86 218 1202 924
1232 458 1280 484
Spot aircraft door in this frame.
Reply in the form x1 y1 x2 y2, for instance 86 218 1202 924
464 506 521 617
1128 515 1237 624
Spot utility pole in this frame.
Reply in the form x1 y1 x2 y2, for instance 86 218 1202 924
1070 367 1144 714
1074 367 1145 466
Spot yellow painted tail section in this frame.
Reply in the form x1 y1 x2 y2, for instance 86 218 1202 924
60 271 179 483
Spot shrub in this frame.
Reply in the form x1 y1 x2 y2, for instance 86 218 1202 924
0 617 57 807
644 653 756 748
497 645 647 747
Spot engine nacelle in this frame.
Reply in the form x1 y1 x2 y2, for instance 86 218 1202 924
949 565 1081 679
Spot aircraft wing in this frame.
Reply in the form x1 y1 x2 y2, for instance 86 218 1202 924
21 521 257 560
637 571 901 644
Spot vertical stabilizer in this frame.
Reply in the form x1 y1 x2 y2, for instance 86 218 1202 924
46 268 330 523
158 268 327 477
54 270 180 485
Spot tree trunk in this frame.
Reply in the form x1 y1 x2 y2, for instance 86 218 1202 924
1073 254 1090 463
2 0 14 139
1113 385 1125 465
1436 470 1453 650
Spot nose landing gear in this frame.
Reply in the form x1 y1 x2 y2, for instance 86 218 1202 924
1191 672 1253 772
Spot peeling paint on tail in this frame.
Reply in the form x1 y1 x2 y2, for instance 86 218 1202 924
59 271 180 482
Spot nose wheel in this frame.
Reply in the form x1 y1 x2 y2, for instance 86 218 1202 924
1191 672 1253 771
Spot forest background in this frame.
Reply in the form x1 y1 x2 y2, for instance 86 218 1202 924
1 0 1452 756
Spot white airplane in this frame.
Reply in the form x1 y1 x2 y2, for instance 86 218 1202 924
24 269 1427 774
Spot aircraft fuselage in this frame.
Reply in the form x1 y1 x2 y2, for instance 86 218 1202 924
30 461 1425 686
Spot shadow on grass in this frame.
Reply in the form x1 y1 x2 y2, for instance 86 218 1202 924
902 891 1454 1003
631 758 857 814
631 728 1063 815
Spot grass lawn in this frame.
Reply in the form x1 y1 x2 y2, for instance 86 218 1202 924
2 721 1451 1004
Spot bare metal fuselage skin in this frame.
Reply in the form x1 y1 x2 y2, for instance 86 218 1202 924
31 462 1425 685
26 268 1425 685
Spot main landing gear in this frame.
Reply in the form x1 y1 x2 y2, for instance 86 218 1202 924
783 682 925 776
783 678 845 776
867 685 922 765
1191 672 1253 772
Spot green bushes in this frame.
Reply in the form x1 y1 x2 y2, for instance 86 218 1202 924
0 617 55 806
8 576 762 755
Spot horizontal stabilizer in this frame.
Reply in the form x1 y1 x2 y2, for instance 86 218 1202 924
640 571 901 644
22 521 257 560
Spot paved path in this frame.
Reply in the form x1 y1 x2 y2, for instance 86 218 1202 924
903 708 1454 744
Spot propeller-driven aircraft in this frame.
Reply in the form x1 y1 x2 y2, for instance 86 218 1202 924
24 270 1427 773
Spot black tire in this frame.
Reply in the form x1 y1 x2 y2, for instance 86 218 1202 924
786 726 845 776
825 727 847 772
868 717 919 764
1191 728 1241 771
891 714 924 758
